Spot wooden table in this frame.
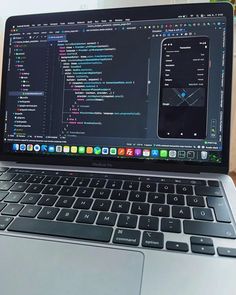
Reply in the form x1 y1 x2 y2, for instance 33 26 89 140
229 172 236 185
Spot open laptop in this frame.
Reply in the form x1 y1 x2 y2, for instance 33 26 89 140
0 2 235 295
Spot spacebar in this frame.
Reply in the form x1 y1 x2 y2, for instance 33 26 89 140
8 218 113 242
183 220 236 239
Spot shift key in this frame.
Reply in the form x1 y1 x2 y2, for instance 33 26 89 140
184 220 236 239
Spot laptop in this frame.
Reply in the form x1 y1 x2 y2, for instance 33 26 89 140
0 2 235 295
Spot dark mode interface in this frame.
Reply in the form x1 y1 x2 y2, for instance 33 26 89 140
4 15 226 163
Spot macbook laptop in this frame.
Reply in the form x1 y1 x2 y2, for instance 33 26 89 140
0 2 235 295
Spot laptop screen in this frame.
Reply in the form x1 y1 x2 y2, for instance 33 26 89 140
1 5 231 167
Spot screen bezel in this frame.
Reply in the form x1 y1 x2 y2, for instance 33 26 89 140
0 3 233 174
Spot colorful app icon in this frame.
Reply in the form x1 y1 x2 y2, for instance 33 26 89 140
151 149 159 157
63 146 70 153
118 148 125 156
55 145 62 153
94 146 101 155
12 144 19 151
169 150 177 158
160 150 168 158
27 144 33 152
71 146 77 153
48 145 55 153
34 144 40 152
143 149 150 157
110 148 117 155
134 148 142 157
201 151 208 160
86 147 93 154
20 144 26 151
125 148 134 157
78 146 85 154
178 151 186 158
102 147 109 155
41 145 48 152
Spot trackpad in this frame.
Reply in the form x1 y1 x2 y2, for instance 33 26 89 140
0 235 144 295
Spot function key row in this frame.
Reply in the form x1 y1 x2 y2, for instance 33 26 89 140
7 167 217 186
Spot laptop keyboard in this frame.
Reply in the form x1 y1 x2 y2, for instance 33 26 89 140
0 167 235 258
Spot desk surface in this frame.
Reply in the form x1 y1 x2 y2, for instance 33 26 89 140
229 172 236 185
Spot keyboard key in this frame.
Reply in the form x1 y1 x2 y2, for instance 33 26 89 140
73 198 93 210
190 236 213 246
93 189 111 199
161 218 181 233
73 178 91 187
12 174 30 182
139 216 159 231
193 208 213 221
38 207 59 220
167 194 185 205
42 185 60 195
110 190 128 201
158 183 174 193
0 167 9 173
4 192 25 203
0 192 9 201
172 206 191 219
89 179 106 188
208 180 220 187
76 210 97 224
75 187 94 198
56 209 78 222
207 197 231 223
58 186 76 196
106 180 122 189
58 177 75 186
8 218 112 242
129 191 146 202
27 175 45 183
19 205 42 218
140 182 156 192
191 244 215 255
183 220 236 239
148 193 165 204
0 181 14 191
10 182 29 192
131 202 149 215
42 176 59 184
55 197 75 208
0 203 7 211
217 247 236 258
142 231 163 248
117 214 138 228
26 184 45 194
113 228 140 246
0 216 13 230
111 201 130 213
1 204 24 216
92 200 111 211
166 241 189 252
123 181 139 190
151 204 170 217
176 185 193 195
186 196 205 207
21 194 41 204
0 173 16 181
195 186 223 197
96 212 117 226
38 195 58 206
